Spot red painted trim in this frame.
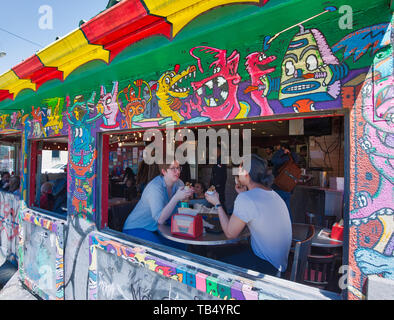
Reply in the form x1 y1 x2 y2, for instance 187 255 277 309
12 55 64 89
82 0 171 62
101 134 110 229
29 141 38 207
0 90 13 102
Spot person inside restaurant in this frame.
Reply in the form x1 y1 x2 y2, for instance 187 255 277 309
204 154 292 277
271 143 300 211
0 171 11 191
193 182 206 199
210 146 227 212
38 182 55 211
9 175 20 196
122 167 136 185
124 176 138 201
122 160 194 250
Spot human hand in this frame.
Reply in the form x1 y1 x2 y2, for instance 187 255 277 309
205 191 220 206
175 186 194 202
235 184 247 194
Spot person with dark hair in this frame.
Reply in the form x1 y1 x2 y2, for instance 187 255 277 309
122 167 136 184
123 160 194 250
271 144 299 211
0 171 10 191
205 154 292 276
210 146 227 211
9 175 20 196
297 145 308 168
124 177 137 201
193 182 206 199
264 146 275 166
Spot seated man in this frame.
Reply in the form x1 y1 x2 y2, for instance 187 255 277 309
122 160 194 250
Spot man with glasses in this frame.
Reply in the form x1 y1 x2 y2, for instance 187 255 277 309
123 160 194 249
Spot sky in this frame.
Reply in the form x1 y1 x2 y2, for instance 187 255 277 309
0 0 111 75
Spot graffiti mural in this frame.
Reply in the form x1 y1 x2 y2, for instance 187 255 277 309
0 192 20 264
18 209 65 300
345 20 394 299
66 93 102 220
0 0 391 301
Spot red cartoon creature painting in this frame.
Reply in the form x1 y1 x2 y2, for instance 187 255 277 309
244 51 276 116
190 46 249 121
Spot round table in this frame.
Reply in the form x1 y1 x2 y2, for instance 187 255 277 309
312 226 343 248
157 224 250 246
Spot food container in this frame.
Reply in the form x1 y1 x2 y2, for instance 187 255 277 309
331 223 344 241
171 214 203 238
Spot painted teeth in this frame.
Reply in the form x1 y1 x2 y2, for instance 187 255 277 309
209 98 217 107
205 80 213 89
217 76 226 87
288 84 314 91
197 88 203 95
221 91 228 100
173 88 188 93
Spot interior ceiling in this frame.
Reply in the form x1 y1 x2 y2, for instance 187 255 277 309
108 119 295 144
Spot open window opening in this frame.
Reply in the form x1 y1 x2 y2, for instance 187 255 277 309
0 133 21 195
100 115 345 294
29 136 68 216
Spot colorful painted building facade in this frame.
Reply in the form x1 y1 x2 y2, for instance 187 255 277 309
0 0 393 300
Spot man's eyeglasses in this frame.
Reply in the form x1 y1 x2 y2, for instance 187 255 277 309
168 166 182 172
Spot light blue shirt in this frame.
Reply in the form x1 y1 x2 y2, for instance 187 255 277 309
123 175 184 232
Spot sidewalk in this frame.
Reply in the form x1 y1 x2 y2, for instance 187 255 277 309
0 272 38 300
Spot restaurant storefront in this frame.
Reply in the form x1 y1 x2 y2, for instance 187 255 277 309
0 0 392 300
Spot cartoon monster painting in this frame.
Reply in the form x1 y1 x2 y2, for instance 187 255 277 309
244 50 276 116
31 106 47 138
277 25 348 112
66 93 102 217
190 46 249 121
118 79 152 128
97 81 120 130
43 98 64 135
156 64 196 124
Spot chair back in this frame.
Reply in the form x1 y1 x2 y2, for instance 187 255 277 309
109 199 139 231
304 254 336 290
289 223 315 283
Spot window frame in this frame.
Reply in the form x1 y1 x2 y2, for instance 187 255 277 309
96 110 350 294
27 136 69 220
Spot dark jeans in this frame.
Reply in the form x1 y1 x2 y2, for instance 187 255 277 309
123 228 187 251
218 245 280 277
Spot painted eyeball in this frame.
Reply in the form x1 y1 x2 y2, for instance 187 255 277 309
169 72 176 78
306 54 318 71
285 60 295 76
258 54 266 61
105 97 112 105
165 76 171 85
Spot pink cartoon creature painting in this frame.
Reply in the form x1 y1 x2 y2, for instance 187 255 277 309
190 46 249 121
97 81 120 130
244 50 276 116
